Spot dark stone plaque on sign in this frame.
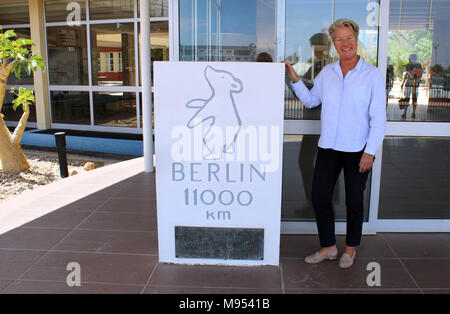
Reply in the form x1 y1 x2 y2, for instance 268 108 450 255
175 226 264 260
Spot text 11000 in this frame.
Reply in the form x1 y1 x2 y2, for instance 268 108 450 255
184 189 253 206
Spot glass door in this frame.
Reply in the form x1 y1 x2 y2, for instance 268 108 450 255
377 0 450 232
178 0 276 62
280 0 381 234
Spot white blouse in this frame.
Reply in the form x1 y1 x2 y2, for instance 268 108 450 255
290 57 386 155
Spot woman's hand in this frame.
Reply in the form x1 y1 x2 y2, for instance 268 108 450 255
359 153 375 173
282 61 300 83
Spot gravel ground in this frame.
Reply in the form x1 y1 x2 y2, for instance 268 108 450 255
0 150 117 204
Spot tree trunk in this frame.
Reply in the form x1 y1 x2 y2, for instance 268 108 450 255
0 118 30 173
0 143 29 174
0 100 30 173
0 62 30 173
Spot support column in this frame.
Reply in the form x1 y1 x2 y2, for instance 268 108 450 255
140 0 154 172
29 0 51 129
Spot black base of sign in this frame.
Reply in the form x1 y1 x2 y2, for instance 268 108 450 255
175 226 264 260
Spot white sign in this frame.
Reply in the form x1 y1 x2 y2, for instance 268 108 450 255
154 62 284 266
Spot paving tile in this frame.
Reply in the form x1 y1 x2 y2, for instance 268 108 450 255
77 212 157 232
95 197 157 215
382 233 450 258
280 235 321 258
422 289 450 294
0 280 13 293
280 235 395 259
281 258 417 290
57 197 108 213
3 281 144 294
54 229 158 255
14 195 76 212
0 228 72 250
127 172 156 186
79 184 130 202
0 250 46 280
46 184 108 197
350 236 397 258
285 289 422 294
402 259 450 289
22 210 92 229
20 252 158 285
149 263 282 290
112 184 156 199
143 285 282 294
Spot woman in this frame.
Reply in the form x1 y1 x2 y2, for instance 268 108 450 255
283 19 386 269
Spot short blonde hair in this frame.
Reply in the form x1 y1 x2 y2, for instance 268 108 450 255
328 19 359 42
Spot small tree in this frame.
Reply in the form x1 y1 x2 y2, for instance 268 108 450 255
0 28 45 173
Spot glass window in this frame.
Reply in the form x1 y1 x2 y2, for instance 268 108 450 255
0 2 30 25
93 92 137 127
47 26 89 85
285 0 380 120
91 23 135 86
150 21 169 60
89 0 134 20
150 0 169 17
378 137 450 219
387 0 450 122
179 0 276 62
6 28 34 86
281 135 370 222
45 0 87 23
51 91 90 124
138 0 169 17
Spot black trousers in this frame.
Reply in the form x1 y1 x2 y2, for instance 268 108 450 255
312 147 370 248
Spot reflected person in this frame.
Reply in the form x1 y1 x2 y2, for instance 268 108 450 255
256 52 273 63
283 19 386 269
297 33 341 210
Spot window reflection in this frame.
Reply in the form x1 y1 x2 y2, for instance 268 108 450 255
91 23 135 86
45 0 87 23
387 0 450 122
47 26 89 85
281 135 370 221
89 0 134 20
284 0 380 120
51 91 90 125
379 137 450 219
0 2 29 25
150 21 169 62
138 0 169 17
150 0 169 17
93 92 137 127
179 0 276 62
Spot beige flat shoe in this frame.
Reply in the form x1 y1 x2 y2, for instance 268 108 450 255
305 248 338 264
339 251 356 269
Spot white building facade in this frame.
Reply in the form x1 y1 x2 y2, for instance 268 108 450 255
1 0 449 233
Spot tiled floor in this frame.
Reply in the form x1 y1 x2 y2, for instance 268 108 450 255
0 159 449 294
